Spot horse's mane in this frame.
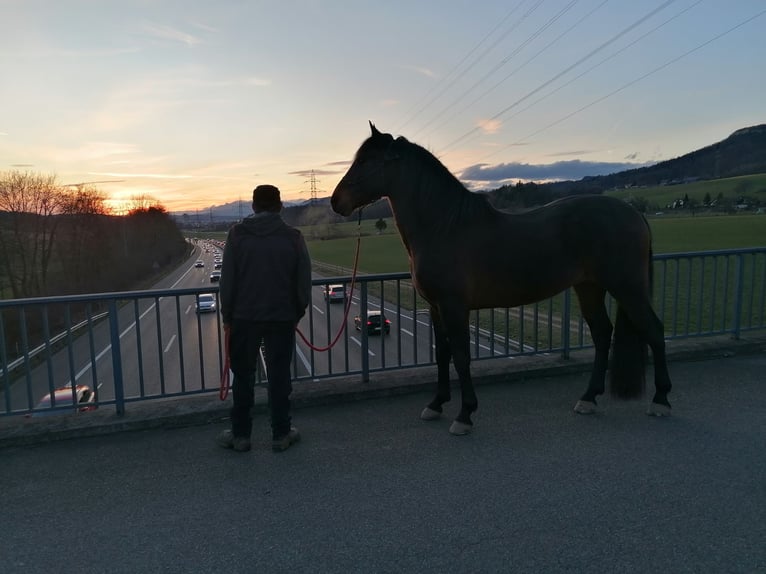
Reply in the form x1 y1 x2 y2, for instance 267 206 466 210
394 136 499 228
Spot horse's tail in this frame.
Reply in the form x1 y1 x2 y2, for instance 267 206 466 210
609 225 651 399
609 306 647 399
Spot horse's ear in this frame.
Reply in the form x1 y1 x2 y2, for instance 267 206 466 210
369 121 382 137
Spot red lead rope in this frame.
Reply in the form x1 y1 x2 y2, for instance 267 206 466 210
295 229 362 352
219 326 231 401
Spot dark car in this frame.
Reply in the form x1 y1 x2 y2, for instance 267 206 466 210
28 385 97 417
354 311 391 335
210 271 221 282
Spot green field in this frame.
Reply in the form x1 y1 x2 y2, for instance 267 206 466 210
605 173 766 210
188 212 765 344
304 214 766 273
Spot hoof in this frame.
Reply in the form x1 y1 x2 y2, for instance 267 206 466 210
420 406 441 421
647 402 672 417
573 400 598 415
449 420 473 436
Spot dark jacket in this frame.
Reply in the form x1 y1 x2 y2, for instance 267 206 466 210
219 212 312 324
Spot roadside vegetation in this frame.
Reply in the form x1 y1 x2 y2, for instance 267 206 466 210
0 170 189 300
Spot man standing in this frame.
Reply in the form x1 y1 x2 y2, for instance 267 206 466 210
217 184 312 453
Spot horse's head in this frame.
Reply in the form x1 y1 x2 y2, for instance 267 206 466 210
331 122 396 216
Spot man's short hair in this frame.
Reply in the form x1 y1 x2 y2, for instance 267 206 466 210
252 184 282 212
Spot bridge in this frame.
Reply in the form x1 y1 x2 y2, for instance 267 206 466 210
1 245 764 572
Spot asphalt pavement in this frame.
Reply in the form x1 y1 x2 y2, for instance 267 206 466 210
1 337 765 574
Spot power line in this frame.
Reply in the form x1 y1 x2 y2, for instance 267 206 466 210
422 0 611 141
488 0 704 152
394 0 533 134
412 0 582 140
439 0 681 154
506 7 766 152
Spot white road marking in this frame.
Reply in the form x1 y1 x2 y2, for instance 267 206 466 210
69 258 203 384
293 343 312 373
350 336 375 356
164 335 176 354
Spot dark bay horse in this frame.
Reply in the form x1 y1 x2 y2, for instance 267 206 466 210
331 122 672 435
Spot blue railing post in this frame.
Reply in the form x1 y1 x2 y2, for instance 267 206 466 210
561 288 571 360
108 299 126 415
360 282 369 383
732 254 744 340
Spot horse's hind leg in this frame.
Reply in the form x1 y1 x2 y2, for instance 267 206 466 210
613 290 672 416
573 283 613 414
420 305 452 421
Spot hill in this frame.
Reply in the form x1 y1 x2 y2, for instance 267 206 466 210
497 124 766 200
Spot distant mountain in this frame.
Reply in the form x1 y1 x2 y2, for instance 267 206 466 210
172 197 315 225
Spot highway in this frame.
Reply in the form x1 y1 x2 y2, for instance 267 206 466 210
2 239 555 415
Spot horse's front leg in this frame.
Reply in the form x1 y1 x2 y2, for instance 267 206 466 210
441 303 475 435
420 306 452 421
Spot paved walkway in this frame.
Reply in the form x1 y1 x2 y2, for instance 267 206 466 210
2 337 764 574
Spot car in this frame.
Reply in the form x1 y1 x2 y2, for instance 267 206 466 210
214 262 222 270
354 311 391 335
194 259 204 268
28 385 97 417
195 293 217 313
209 271 221 282
324 284 347 303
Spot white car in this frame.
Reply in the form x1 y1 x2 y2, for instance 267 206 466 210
324 284 347 303
195 293 217 313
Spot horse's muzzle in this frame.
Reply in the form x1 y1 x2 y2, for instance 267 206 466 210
330 191 352 216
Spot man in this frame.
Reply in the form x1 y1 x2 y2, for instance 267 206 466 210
216 184 312 453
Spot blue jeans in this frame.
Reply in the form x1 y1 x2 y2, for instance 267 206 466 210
229 320 295 439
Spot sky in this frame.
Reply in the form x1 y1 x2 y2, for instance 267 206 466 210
1 1 765 214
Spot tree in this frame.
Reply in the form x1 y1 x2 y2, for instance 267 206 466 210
0 170 64 297
127 194 162 214
56 185 111 293
375 218 387 234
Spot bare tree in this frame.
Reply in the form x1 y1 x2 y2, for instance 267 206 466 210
127 194 161 214
0 170 64 297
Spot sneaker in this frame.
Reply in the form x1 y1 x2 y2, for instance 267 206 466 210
216 429 251 452
272 426 300 452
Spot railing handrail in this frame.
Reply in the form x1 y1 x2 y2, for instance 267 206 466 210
2 247 765 417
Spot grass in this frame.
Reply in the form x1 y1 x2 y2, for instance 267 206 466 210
606 173 766 210
300 214 766 345
304 214 766 273
185 208 766 344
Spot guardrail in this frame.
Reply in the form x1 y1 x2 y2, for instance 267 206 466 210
1 247 765 417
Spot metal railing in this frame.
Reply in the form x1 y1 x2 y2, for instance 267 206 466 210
2 247 765 417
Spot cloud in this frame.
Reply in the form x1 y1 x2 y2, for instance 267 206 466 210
477 119 502 134
459 159 653 184
142 23 203 46
401 65 436 78
288 168 342 177
324 160 352 168
88 171 192 180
